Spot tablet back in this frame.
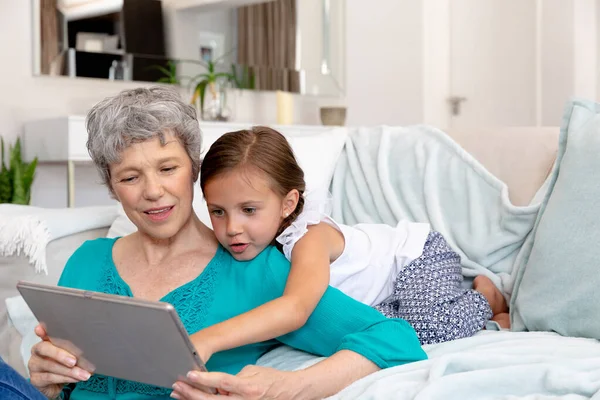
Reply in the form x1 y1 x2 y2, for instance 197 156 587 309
17 281 206 389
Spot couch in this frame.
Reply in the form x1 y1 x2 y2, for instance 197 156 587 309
3 118 600 399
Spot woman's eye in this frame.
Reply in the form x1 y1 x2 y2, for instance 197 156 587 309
243 207 256 215
211 210 224 217
161 166 176 173
121 176 137 183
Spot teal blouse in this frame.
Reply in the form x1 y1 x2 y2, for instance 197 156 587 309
57 238 426 399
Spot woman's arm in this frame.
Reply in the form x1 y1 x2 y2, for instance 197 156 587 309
190 224 334 362
172 350 378 400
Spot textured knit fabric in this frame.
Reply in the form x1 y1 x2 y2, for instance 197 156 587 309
375 232 493 345
56 238 426 399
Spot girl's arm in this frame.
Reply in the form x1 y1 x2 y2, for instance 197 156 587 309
190 223 342 362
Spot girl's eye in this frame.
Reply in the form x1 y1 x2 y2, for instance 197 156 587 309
211 209 224 217
243 207 256 215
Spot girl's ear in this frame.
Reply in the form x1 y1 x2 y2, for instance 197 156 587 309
282 189 300 218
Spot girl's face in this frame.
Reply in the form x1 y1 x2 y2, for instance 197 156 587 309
109 131 195 241
203 168 297 261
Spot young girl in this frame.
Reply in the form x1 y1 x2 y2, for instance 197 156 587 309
190 126 509 363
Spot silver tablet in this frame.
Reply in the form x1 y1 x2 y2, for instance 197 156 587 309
17 281 211 390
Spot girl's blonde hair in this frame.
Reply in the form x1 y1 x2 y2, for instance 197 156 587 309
200 126 305 234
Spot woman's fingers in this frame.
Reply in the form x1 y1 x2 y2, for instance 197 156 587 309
30 371 80 386
29 340 92 388
171 371 238 400
32 340 78 369
185 371 239 393
171 381 236 400
34 324 49 340
171 371 266 399
29 354 91 381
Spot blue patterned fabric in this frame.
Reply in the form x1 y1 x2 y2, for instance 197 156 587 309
375 231 492 345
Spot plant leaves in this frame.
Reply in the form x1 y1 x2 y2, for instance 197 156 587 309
11 160 27 204
214 72 234 80
146 65 172 76
1 136 5 171
195 80 209 113
0 168 11 203
22 157 37 195
10 138 22 170
0 138 37 204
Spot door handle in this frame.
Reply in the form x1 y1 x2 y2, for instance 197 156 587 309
448 96 467 116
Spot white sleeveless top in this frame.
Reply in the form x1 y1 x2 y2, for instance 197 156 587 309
276 207 431 307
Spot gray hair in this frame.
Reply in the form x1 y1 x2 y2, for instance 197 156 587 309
86 86 202 193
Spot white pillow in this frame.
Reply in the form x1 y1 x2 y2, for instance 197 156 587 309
107 127 348 238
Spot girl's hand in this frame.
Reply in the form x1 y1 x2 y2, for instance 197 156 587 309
171 365 306 400
190 330 215 365
28 324 92 399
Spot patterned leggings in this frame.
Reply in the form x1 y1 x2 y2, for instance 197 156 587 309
374 231 492 345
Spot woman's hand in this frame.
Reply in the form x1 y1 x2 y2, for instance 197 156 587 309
171 365 307 400
28 324 92 399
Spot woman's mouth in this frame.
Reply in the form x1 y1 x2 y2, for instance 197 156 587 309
230 243 249 253
144 206 174 222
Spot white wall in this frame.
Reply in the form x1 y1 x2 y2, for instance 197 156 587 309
573 0 597 101
540 0 597 125
345 1 424 126
420 0 595 128
541 0 575 125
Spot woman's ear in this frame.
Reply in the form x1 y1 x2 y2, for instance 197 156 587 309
282 189 300 218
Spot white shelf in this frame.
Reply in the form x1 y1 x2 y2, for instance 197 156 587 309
58 0 124 21
169 0 275 12
24 116 90 163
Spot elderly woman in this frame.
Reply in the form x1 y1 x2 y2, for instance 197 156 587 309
27 87 426 400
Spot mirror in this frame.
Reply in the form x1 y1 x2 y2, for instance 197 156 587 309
32 0 345 107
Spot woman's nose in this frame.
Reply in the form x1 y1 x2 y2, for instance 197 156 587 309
143 176 164 200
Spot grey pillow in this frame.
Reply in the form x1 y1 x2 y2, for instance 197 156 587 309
511 99 600 338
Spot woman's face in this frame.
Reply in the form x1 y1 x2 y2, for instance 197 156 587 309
109 131 195 240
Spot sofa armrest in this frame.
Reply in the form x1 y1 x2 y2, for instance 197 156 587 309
0 227 109 374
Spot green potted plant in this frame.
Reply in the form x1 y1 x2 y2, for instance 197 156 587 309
147 60 180 85
0 137 38 204
189 57 237 121
149 50 256 121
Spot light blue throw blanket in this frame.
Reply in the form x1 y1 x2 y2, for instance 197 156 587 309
330 125 541 296
258 331 600 399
